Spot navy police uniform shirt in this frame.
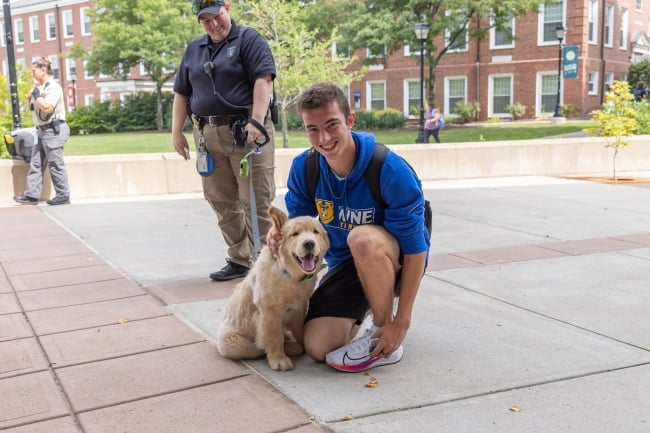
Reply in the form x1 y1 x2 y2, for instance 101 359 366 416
174 20 276 116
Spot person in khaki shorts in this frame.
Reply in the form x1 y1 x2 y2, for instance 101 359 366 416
171 0 276 281
14 57 70 206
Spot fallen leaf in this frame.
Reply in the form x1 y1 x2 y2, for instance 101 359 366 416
86 257 94 262
509 405 521 412
340 415 353 421
117 318 130 324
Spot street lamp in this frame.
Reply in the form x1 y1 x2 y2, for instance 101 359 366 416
414 22 430 143
553 25 566 118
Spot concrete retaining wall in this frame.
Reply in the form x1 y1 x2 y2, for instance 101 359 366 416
2 135 649 205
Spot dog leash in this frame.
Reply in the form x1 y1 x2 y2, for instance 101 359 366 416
240 143 263 256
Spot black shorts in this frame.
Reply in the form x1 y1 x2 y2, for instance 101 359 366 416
305 259 400 325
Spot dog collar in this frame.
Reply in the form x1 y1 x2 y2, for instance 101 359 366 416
299 263 327 283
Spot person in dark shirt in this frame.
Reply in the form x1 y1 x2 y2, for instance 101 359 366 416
172 0 276 281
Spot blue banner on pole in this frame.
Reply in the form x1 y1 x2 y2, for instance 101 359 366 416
563 46 579 79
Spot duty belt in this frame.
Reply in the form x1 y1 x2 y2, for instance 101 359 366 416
198 114 241 126
36 120 65 130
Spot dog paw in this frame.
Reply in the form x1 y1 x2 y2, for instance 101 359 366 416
268 355 293 371
283 340 304 357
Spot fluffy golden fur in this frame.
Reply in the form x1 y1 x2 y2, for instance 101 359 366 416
216 206 329 371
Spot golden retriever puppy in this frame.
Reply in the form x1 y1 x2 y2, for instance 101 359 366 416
217 206 329 371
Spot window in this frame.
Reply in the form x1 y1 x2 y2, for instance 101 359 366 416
489 75 512 116
62 10 74 38
490 15 515 49
588 71 598 95
81 7 91 35
332 42 350 61
29 16 40 42
604 4 614 47
605 72 614 89
66 58 77 79
405 80 422 117
46 13 56 40
367 81 386 111
539 73 559 115
588 0 598 44
0 22 5 47
446 13 469 52
48 55 59 80
367 45 386 59
445 77 467 115
636 0 643 11
83 61 93 80
620 8 628 49
14 19 24 44
540 2 564 44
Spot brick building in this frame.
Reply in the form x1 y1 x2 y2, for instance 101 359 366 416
2 0 649 119
346 0 650 120
0 0 163 113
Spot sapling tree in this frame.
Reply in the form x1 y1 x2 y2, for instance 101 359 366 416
590 80 638 181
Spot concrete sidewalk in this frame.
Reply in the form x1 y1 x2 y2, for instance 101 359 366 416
2 175 650 433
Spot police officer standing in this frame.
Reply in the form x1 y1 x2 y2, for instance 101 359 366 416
172 0 276 281
14 57 71 205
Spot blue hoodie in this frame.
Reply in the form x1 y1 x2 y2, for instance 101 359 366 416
285 131 430 271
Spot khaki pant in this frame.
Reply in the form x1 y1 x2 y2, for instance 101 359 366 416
193 117 276 268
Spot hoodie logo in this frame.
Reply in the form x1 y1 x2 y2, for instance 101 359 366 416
316 200 334 224
227 46 236 57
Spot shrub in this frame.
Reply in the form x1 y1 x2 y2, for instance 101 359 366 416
562 103 581 119
505 102 526 120
453 101 480 124
373 108 407 129
353 110 376 129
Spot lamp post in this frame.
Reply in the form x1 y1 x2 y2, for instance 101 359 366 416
553 25 566 118
414 22 430 143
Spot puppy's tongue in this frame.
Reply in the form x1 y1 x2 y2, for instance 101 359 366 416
300 253 316 272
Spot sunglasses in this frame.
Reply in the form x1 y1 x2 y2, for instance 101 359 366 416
191 0 223 15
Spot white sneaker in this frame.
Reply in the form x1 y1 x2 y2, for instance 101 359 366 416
325 324 404 373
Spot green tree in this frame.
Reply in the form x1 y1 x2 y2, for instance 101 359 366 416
590 80 638 181
237 0 365 148
69 0 197 130
1 66 36 134
628 59 650 88
301 0 546 104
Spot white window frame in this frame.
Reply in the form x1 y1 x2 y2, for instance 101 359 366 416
619 8 628 50
636 0 643 12
48 54 60 80
604 72 614 89
331 41 350 61
66 57 77 79
62 9 74 38
83 61 93 80
604 4 614 48
444 76 467 116
29 16 40 43
445 12 469 53
537 71 562 116
80 7 92 36
366 80 386 111
366 45 386 59
488 74 513 117
588 0 598 44
0 22 5 47
404 79 423 118
587 71 599 95
46 13 56 41
538 1 566 45
490 15 515 49
14 19 24 44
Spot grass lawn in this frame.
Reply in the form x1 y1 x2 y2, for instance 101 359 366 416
64 120 596 156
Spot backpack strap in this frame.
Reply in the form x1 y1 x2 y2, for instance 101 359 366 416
305 147 320 200
365 143 388 208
